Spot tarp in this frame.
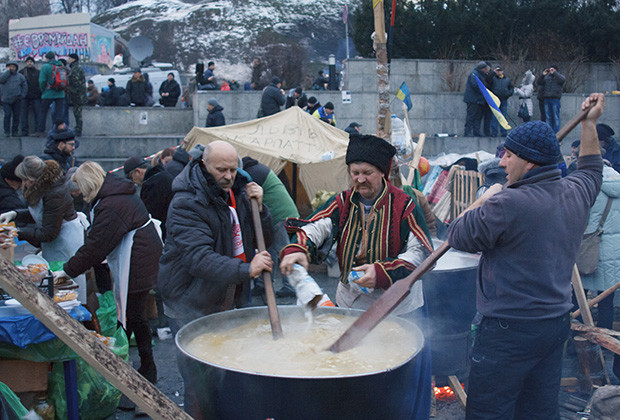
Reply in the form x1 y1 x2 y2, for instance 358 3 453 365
184 106 351 198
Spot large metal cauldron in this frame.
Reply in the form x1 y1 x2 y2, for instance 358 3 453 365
176 305 424 420
422 245 479 380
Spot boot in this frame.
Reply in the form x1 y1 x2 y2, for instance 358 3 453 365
138 356 157 384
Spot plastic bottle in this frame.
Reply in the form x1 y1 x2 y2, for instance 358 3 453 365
348 270 373 294
34 394 55 420
287 264 326 310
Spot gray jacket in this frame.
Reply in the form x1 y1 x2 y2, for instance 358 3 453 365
448 155 602 320
0 69 27 104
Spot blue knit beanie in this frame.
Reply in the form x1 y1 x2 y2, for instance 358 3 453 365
504 121 560 165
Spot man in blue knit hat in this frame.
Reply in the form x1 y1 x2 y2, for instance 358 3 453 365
448 93 605 420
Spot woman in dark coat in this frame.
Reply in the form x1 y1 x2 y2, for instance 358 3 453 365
56 161 162 383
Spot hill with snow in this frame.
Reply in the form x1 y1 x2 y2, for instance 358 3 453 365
92 0 352 84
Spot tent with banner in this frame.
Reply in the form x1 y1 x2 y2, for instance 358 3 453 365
183 106 351 202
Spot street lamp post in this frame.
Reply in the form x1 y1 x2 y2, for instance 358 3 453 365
328 54 337 90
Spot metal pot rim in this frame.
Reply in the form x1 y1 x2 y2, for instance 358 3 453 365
176 305 424 379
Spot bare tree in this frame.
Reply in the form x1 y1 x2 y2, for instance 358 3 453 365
1 0 51 47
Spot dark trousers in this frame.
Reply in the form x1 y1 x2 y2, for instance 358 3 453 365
125 291 154 365
464 103 483 136
3 100 21 135
71 103 83 136
466 313 570 420
538 97 546 122
40 97 65 130
20 98 41 134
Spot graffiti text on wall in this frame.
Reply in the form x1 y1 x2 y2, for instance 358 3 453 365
10 32 90 60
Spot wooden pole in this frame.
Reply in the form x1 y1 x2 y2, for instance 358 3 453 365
0 256 191 420
373 0 390 139
572 280 620 319
447 375 467 410
571 265 611 384
250 199 283 339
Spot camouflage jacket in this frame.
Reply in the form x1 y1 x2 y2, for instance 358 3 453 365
67 61 86 105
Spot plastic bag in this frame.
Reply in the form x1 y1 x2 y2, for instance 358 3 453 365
0 381 29 418
96 291 117 337
48 327 129 420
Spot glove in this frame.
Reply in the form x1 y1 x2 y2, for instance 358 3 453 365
52 270 69 283
0 211 17 225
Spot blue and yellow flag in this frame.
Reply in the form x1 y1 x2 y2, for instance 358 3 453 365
396 82 413 111
473 74 511 130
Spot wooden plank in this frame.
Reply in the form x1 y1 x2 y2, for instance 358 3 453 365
572 265 611 384
0 255 192 420
572 280 620 319
447 375 467 410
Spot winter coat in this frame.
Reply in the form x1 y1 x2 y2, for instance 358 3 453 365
285 93 308 109
86 85 99 106
140 164 174 240
206 104 226 127
158 159 272 320
260 82 285 116
126 75 150 106
41 145 77 174
514 71 535 117
19 67 42 99
99 85 127 106
463 64 489 105
67 61 86 106
312 106 336 126
14 160 77 247
164 149 190 178
39 60 66 99
491 74 514 101
64 173 161 294
0 69 27 104
158 79 180 107
537 71 565 99
603 138 620 175
0 177 26 214
581 167 620 291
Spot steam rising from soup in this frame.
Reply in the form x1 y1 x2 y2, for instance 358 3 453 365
186 313 420 377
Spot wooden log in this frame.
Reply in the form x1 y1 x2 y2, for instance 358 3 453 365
574 336 594 393
574 329 620 356
0 255 191 420
373 0 390 139
572 280 620 319
447 375 467 410
572 323 620 337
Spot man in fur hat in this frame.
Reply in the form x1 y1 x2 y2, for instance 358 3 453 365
280 134 434 419
447 94 605 419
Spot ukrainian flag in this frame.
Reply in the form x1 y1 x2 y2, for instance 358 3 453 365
474 74 511 131
396 82 413 111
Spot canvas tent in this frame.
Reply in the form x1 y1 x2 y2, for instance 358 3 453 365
184 106 351 199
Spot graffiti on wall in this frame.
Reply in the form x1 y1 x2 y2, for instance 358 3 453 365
10 31 90 60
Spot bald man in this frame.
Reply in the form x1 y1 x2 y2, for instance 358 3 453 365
159 141 273 415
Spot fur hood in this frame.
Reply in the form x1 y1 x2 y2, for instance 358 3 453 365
23 160 64 206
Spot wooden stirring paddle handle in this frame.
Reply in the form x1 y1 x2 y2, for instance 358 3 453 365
250 199 283 339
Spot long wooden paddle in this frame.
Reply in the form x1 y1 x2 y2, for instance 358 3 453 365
328 102 595 353
250 199 283 339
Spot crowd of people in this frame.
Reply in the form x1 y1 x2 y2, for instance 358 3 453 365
464 61 567 137
2 53 620 419
0 56 185 139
